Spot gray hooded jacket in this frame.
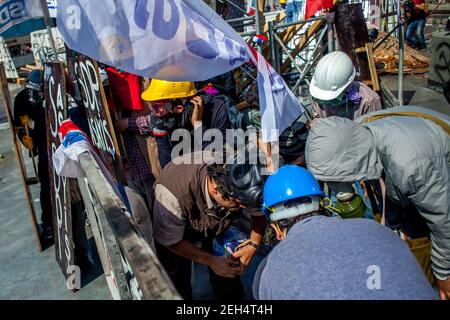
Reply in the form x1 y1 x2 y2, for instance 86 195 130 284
305 106 450 277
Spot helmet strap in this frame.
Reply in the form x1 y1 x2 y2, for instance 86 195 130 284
320 197 343 217
344 94 349 113
271 222 287 241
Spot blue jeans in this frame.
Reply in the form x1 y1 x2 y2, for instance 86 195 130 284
406 19 426 49
285 1 303 23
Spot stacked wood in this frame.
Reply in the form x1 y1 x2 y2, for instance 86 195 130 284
16 77 26 85
374 31 429 74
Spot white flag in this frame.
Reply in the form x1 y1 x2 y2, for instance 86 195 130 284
0 0 44 35
57 0 303 142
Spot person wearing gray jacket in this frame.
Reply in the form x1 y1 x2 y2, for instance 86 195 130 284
305 106 450 300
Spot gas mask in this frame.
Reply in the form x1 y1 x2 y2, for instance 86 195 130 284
27 88 44 106
150 99 194 133
149 99 191 118
224 163 264 208
26 70 44 106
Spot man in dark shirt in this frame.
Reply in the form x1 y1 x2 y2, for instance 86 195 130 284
116 80 231 169
13 70 53 241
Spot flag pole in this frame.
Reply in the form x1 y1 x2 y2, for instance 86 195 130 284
39 0 58 62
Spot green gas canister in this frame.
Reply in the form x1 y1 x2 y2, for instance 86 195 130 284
336 192 366 219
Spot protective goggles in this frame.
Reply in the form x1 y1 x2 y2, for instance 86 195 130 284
149 99 187 117
313 92 347 106
27 88 44 104
263 196 321 222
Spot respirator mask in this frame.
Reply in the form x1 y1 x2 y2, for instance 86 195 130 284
224 163 264 208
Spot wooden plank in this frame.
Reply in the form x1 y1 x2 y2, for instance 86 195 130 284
78 152 181 300
334 3 371 82
365 43 380 91
78 176 131 300
66 49 126 184
44 62 75 284
374 31 429 75
16 77 26 85
0 63 42 251
281 19 324 72
355 47 367 54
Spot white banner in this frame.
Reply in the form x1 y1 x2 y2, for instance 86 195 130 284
0 36 19 79
0 0 44 34
57 0 303 142
30 27 65 66
47 0 57 18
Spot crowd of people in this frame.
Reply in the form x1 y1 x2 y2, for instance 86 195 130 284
13 49 450 300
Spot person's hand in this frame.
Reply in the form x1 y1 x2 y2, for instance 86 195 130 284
360 180 369 200
19 115 31 127
21 135 34 150
115 118 129 133
232 244 258 275
190 96 203 128
307 118 319 130
436 277 450 300
208 255 241 278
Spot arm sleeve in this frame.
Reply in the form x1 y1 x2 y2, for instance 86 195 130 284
153 184 186 246
218 71 237 101
310 101 325 118
13 91 26 127
13 92 29 141
408 157 450 277
128 115 153 135
210 99 231 137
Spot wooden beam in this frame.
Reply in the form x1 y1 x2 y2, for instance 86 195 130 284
0 63 42 251
334 3 371 82
281 19 325 72
78 152 181 300
365 43 380 91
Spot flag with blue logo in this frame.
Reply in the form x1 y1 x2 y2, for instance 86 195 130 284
0 0 44 35
57 0 303 142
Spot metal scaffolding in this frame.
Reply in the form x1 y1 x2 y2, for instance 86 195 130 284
219 0 409 100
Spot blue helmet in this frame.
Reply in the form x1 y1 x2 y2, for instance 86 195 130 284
263 165 324 215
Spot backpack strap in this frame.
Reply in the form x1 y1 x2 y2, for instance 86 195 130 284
361 111 450 136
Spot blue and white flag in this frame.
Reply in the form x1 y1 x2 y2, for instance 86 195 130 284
0 0 44 34
57 0 303 142
46 0 58 18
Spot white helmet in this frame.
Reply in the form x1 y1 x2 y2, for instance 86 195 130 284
309 51 356 101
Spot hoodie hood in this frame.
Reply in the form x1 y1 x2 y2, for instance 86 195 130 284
305 117 383 182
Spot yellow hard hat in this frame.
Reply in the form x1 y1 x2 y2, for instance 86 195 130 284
142 79 197 102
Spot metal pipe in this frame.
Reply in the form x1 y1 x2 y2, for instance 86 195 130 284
397 0 404 105
39 0 58 62
239 66 257 83
238 31 257 37
273 33 303 76
292 26 328 93
268 21 276 69
373 21 402 50
226 16 255 24
254 0 262 54
220 0 249 16
274 16 325 30
327 21 335 53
